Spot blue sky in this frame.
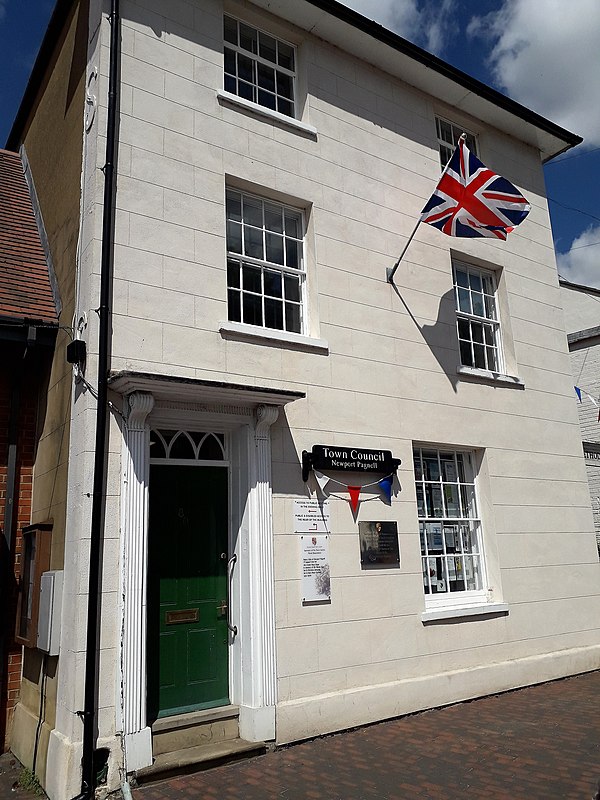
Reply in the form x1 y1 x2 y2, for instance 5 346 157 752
1 0 599 287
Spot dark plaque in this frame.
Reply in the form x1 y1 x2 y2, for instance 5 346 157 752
359 521 400 566
303 445 400 480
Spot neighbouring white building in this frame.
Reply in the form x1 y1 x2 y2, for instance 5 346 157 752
560 277 600 552
7 1 600 798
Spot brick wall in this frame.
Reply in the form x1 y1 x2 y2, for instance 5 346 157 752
0 345 37 752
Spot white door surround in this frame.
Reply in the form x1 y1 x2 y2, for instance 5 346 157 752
116 379 298 772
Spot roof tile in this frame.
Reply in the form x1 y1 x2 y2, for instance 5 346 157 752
0 148 58 325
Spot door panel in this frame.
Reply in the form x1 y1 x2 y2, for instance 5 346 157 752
147 464 229 720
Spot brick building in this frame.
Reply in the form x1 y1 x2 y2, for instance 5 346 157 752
0 149 58 750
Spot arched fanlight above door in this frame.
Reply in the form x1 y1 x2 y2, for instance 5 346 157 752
149 429 226 461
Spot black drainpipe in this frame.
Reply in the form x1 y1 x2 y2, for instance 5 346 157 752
73 1 120 797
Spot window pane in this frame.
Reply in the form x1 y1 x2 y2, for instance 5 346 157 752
277 41 294 70
464 556 481 590
473 343 486 369
265 232 284 264
258 63 275 92
243 265 262 293
277 98 293 117
224 47 236 77
442 455 458 483
170 432 195 459
485 294 497 320
238 80 254 101
486 347 498 371
439 119 453 144
285 302 301 333
471 322 484 343
469 272 482 292
472 292 485 317
259 31 277 62
227 259 240 288
243 292 262 326
456 454 466 482
416 484 425 517
277 71 293 99
264 269 282 297
244 225 263 258
258 89 277 110
460 340 473 366
423 451 440 481
285 238 299 268
264 204 283 233
227 220 242 254
460 484 476 518
238 53 255 83
224 16 237 45
284 274 301 302
239 23 257 53
457 318 470 341
413 452 423 480
457 287 471 313
226 190 242 221
265 297 283 329
285 211 300 238
455 268 469 288
443 484 461 517
227 290 240 321
243 196 262 227
425 484 444 517
483 325 495 345
224 74 236 93
482 273 494 295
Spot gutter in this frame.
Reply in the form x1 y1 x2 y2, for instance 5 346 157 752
303 0 582 160
72 1 120 797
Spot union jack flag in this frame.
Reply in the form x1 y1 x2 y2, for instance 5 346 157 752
420 136 531 239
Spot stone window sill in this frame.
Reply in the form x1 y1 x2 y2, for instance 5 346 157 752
220 321 329 353
421 602 509 623
216 90 318 139
457 365 524 388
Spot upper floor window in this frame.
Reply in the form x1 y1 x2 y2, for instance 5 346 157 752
224 15 296 118
226 189 305 334
414 447 485 599
436 117 477 168
453 261 502 374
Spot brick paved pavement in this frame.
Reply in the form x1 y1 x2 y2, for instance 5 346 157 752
134 671 600 800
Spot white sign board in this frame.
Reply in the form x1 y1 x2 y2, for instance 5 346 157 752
294 499 330 533
301 534 331 603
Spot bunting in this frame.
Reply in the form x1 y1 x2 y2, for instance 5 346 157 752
348 486 361 515
312 470 395 511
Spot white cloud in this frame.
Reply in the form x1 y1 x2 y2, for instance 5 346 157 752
468 0 600 147
557 225 600 288
342 0 458 56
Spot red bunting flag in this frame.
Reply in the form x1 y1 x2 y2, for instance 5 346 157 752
348 486 361 514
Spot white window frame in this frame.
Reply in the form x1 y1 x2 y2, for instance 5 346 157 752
435 116 477 168
226 188 307 335
453 260 504 375
413 446 488 610
223 15 296 119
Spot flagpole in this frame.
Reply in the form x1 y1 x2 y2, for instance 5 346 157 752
386 218 421 285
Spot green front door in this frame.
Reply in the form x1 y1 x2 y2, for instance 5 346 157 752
147 464 229 719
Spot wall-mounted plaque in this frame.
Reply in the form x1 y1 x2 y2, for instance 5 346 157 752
302 444 400 481
294 499 330 533
359 521 400 566
301 534 331 603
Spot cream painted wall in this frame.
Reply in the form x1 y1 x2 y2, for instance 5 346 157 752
58 0 600 786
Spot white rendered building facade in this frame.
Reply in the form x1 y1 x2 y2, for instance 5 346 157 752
9 1 600 797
